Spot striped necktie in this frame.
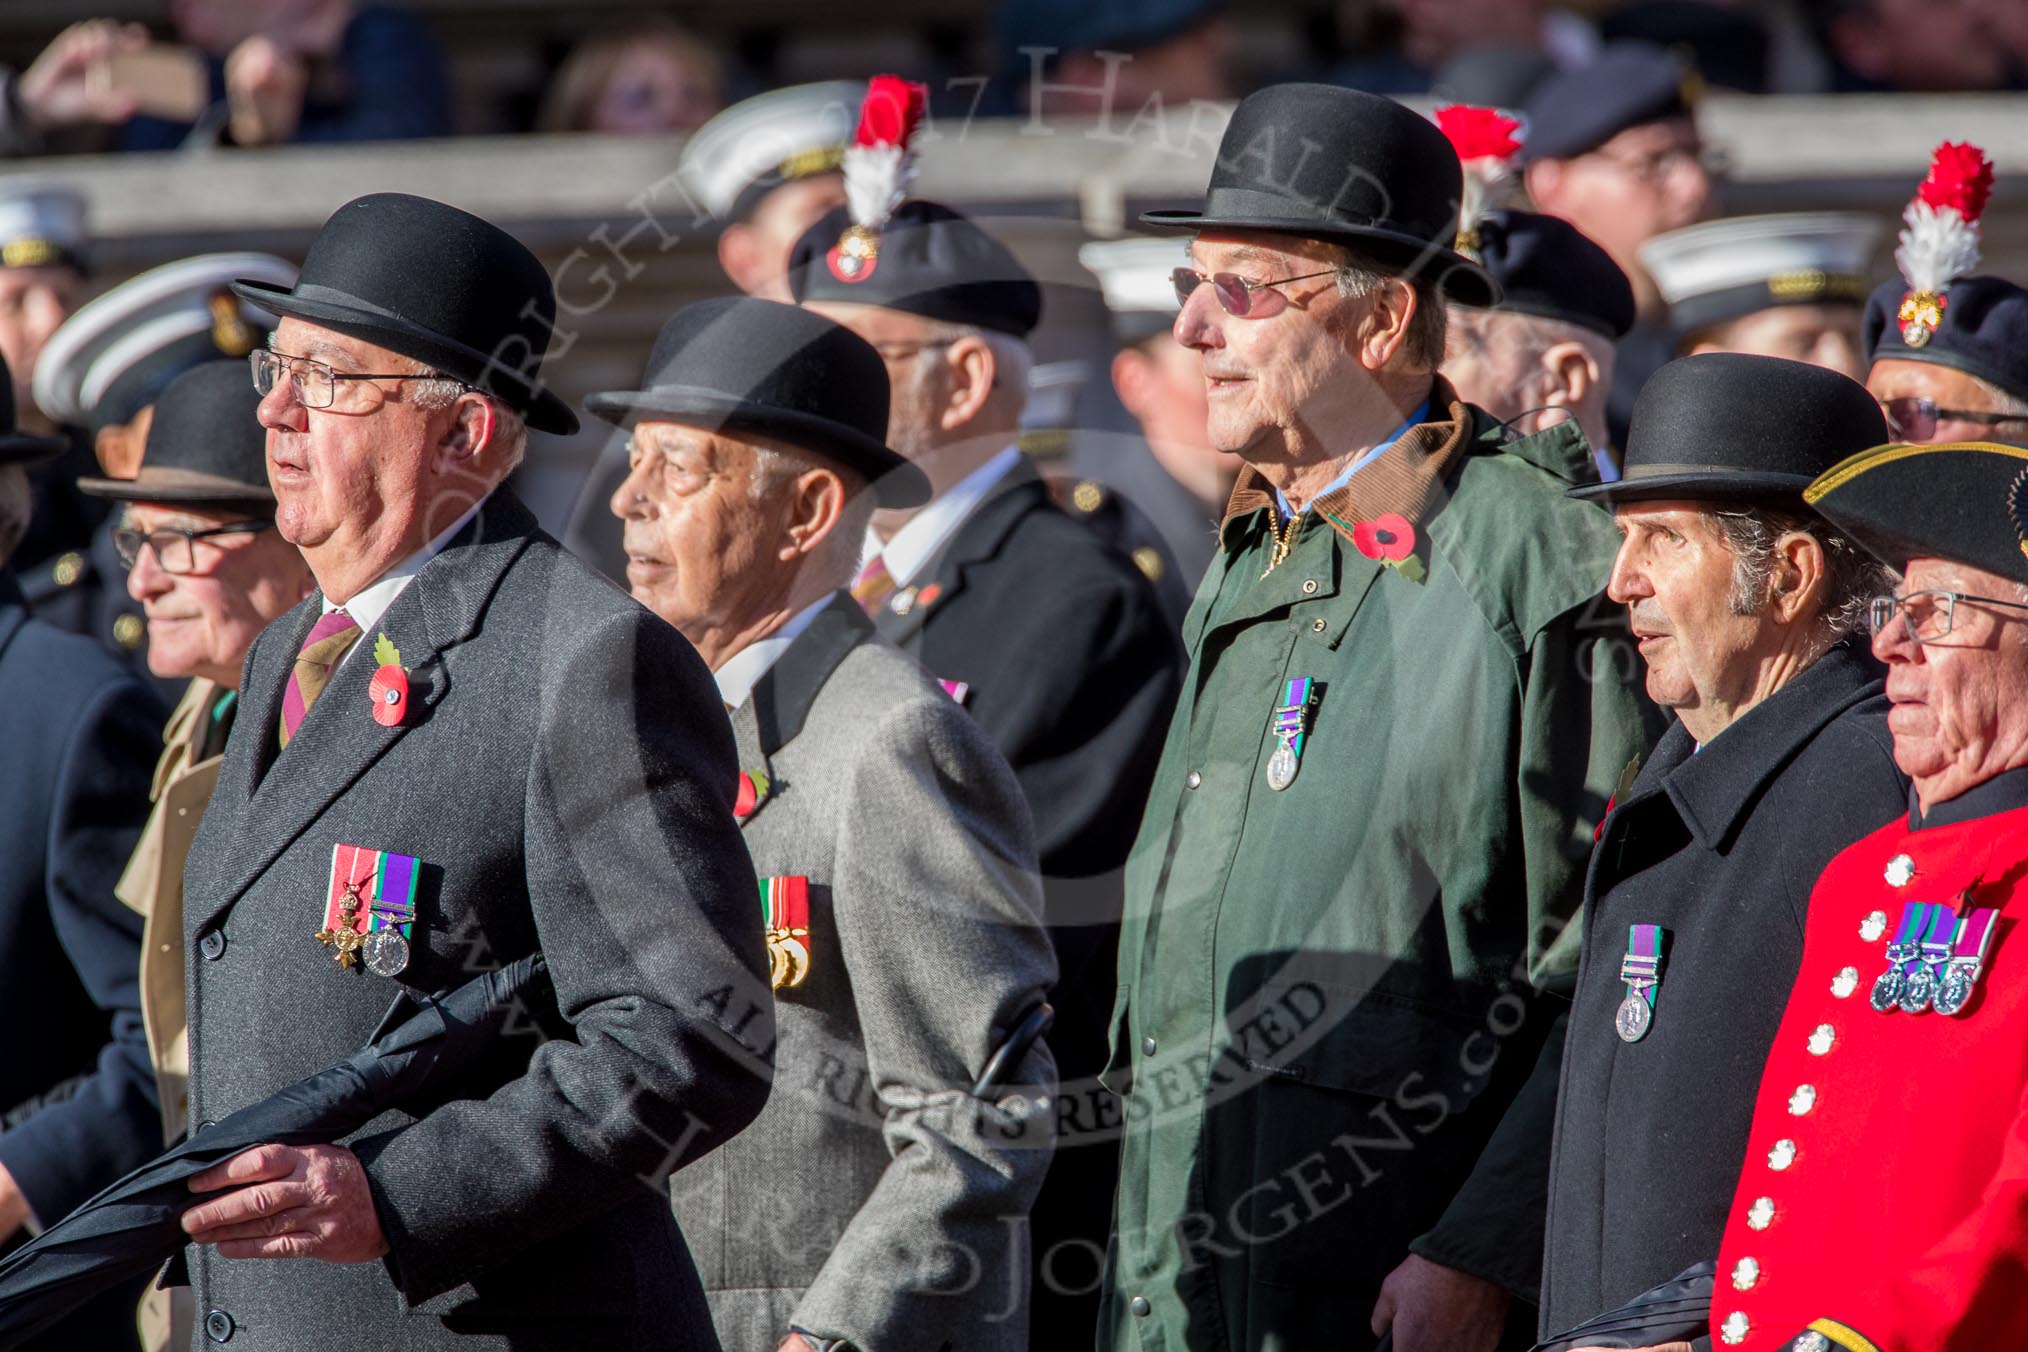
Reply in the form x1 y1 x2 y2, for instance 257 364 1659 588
279 609 362 750
851 554 896 615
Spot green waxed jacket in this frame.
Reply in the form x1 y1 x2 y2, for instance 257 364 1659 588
1099 390 1658 1352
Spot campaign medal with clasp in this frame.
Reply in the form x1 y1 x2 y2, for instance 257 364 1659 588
1871 901 1932 1012
1265 677 1318 792
1899 906 1959 1014
1616 923 1666 1043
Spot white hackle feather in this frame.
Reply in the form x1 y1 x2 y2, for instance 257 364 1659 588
843 142 912 232
1895 199 1982 296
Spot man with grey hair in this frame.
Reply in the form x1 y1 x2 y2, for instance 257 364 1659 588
1502 354 1911 1351
602 293 1057 1352
171 193 769 1349
791 195 1181 1347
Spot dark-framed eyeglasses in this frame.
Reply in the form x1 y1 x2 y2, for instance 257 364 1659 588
1868 588 2028 643
250 348 469 411
1879 395 2028 443
113 522 273 574
1170 267 1341 319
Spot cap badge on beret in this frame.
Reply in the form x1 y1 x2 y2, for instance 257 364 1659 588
1894 141 1994 349
827 75 927 286
1434 105 1523 260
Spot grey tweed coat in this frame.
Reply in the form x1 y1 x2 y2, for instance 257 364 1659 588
670 596 1056 1352
178 491 773 1350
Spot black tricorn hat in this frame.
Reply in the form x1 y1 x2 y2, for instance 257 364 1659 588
1138 83 1499 306
0 350 66 467
1807 441 2028 587
229 193 577 436
586 297 930 508
788 199 1042 338
77 360 272 511
1570 352 1887 503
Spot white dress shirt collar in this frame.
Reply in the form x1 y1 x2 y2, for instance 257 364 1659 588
714 592 837 709
871 445 1022 586
320 496 486 662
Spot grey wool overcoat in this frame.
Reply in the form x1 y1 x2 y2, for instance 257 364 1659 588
671 596 1057 1352
178 491 773 1350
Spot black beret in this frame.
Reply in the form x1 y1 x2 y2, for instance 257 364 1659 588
1465 210 1635 339
1864 274 2028 405
1807 441 2028 587
789 199 1043 338
1522 43 1696 162
1571 351 1887 504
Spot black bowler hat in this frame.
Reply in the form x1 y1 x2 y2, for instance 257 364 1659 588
1864 274 2028 405
586 298 930 508
1522 43 1696 163
1137 83 1499 305
1806 441 2028 587
1467 210 1635 339
1570 352 1887 504
229 193 577 436
77 360 272 511
788 200 1042 338
0 350 66 467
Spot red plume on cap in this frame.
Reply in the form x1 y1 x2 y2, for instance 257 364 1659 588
1433 104 1523 258
1894 140 1994 348
830 75 929 284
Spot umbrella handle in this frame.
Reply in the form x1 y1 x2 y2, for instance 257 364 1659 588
971 1002 1052 1098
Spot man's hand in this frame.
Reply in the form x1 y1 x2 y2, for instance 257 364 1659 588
224 35 307 146
16 20 148 131
181 1143 389 1263
1371 1253 1513 1352
0 1162 31 1242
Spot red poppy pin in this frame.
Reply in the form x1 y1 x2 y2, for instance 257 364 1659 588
1347 513 1427 583
734 768 772 820
368 632 409 727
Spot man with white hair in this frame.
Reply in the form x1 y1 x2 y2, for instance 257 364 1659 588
170 192 769 1350
791 194 1182 1348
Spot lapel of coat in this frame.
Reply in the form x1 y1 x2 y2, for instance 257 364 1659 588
735 593 872 827
871 461 1045 647
191 493 537 934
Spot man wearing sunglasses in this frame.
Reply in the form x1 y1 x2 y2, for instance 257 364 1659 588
1101 83 1653 1352
0 348 164 1351
1861 274 2028 447
72 359 311 1351
1692 440 2028 1352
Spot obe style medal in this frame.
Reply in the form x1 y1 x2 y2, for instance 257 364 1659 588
1265 677 1318 792
317 843 420 975
761 875 812 991
1615 924 1666 1043
1871 901 1932 1012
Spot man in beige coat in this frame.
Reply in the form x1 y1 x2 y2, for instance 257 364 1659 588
77 359 312 1346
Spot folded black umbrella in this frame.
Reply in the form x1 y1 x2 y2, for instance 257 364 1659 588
1530 1261 1715 1351
0 955 554 1349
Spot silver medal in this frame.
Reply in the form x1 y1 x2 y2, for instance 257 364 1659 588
1266 741 1298 791
363 928 411 977
1899 965 1940 1015
1935 963 1978 1016
1615 993 1652 1043
1870 966 1905 1012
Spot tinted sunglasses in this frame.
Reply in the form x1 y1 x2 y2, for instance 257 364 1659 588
1880 395 2027 443
1170 267 1340 319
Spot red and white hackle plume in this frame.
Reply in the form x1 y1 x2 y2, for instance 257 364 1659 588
830 75 928 282
1893 140 1994 347
1434 104 1524 259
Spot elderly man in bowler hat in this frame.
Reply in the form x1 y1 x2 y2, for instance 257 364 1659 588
1100 83 1654 1352
0 349 165 1352
170 192 770 1350
790 184 1182 1347
603 295 1057 1352
1691 439 2028 1352
74 358 314 1352
1488 355 1908 1352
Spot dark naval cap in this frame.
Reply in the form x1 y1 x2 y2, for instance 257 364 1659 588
1807 440 2028 587
1465 210 1635 339
1570 351 1887 504
1864 274 2028 406
1137 82 1499 305
1522 43 1697 162
789 199 1042 338
586 296 930 509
